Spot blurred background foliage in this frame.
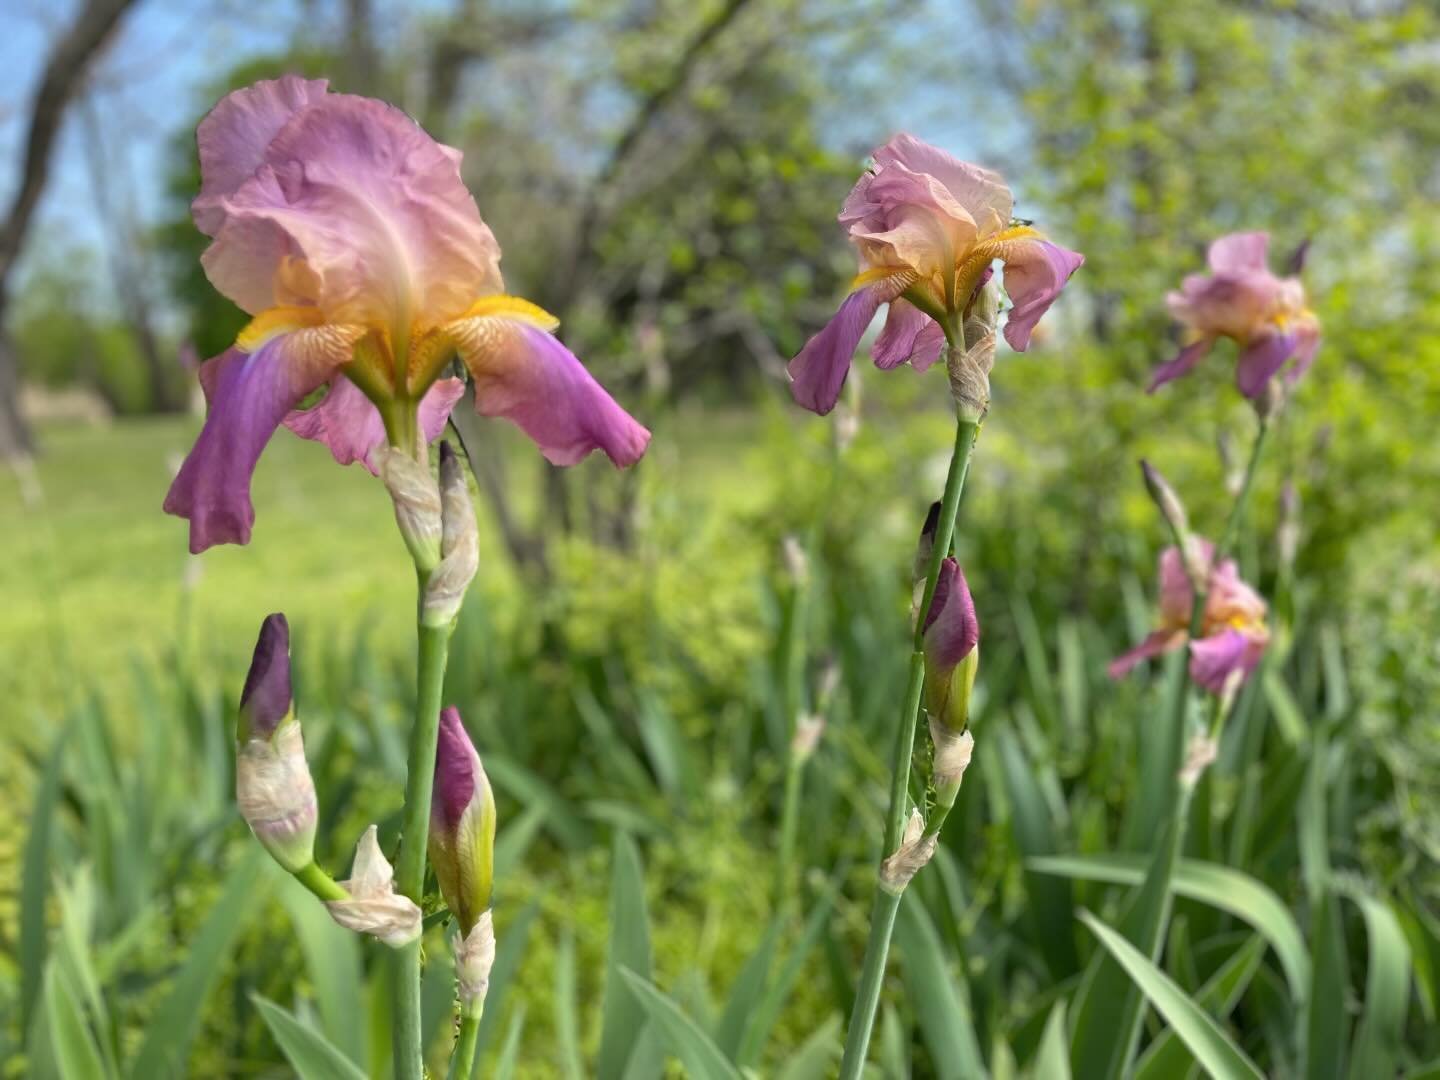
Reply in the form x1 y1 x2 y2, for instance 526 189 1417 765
1 0 1437 1076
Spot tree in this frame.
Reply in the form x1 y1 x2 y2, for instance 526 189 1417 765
0 0 144 458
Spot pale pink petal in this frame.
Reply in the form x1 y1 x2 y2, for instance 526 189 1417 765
1148 338 1215 393
871 134 1013 232
788 287 883 415
1157 544 1199 626
1108 629 1185 679
283 376 464 474
1167 271 1283 341
1000 240 1084 351
846 165 981 277
449 319 649 467
1207 232 1270 274
193 76 330 234
201 93 502 323
164 330 354 552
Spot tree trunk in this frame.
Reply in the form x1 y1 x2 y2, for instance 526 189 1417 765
0 0 141 457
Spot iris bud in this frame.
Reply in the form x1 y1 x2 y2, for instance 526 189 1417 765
234 614 318 873
428 707 496 936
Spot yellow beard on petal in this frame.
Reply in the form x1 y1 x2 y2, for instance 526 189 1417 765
236 306 327 353
456 295 559 331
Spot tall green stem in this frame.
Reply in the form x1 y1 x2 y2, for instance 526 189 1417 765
447 1013 481 1080
838 410 979 1080
393 617 453 1080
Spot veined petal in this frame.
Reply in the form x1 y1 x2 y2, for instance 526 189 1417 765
447 316 649 467
283 376 464 474
872 134 1012 233
201 91 502 324
193 76 330 235
789 284 890 415
163 326 360 552
871 297 946 374
236 305 328 352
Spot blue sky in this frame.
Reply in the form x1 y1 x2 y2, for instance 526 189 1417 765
0 0 1007 292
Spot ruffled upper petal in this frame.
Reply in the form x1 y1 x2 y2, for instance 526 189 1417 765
199 91 502 325
1168 271 1284 342
284 375 464 474
193 76 330 234
788 286 884 415
1207 231 1270 274
1000 240 1084 351
449 317 649 467
164 326 360 552
870 135 1012 235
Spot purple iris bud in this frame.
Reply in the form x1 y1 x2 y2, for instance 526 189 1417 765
429 707 496 935
239 613 292 741
921 558 980 732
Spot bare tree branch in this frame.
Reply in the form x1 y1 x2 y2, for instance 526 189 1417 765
0 0 142 458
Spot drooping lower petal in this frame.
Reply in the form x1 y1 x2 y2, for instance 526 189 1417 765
449 317 650 467
1148 338 1214 393
872 300 936 370
164 327 359 552
1188 628 1261 692
1107 629 1186 679
283 376 464 474
1000 240 1085 351
1285 320 1321 384
788 287 883 415
1235 328 1296 399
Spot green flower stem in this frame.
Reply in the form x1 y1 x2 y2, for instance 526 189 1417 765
292 860 347 902
447 1012 482 1080
838 409 979 1080
392 611 454 1080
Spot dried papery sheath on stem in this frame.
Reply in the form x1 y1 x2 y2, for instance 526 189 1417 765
325 826 422 947
235 614 318 873
454 910 496 1019
879 809 937 894
422 442 479 627
376 445 442 572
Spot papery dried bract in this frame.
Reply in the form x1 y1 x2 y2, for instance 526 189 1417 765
326 825 422 948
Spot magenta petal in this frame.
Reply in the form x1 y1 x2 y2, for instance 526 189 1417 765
1284 321 1321 384
1148 338 1214 393
1207 232 1270 274
1235 329 1296 399
1188 629 1258 693
433 706 481 835
193 76 329 234
240 613 292 737
908 322 947 373
459 322 650 467
871 300 930 370
922 557 979 672
1107 629 1184 680
788 288 883 415
164 338 340 553
284 376 464 474
1001 241 1084 351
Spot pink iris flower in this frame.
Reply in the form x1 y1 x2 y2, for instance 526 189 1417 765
165 77 650 553
1150 231 1320 399
788 134 1084 415
1109 540 1270 693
